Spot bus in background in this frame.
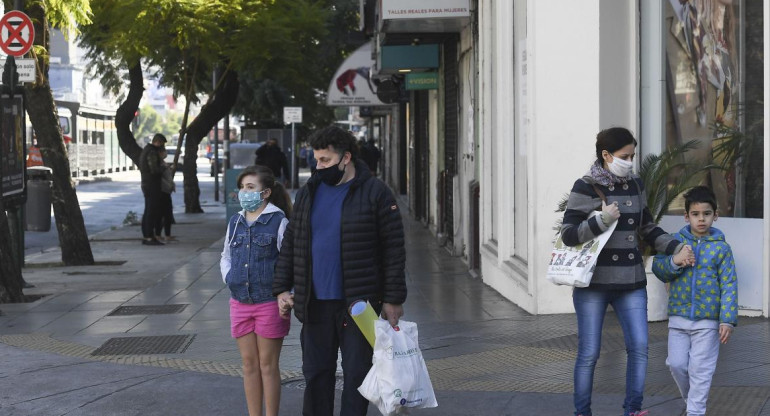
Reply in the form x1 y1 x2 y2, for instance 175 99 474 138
55 100 133 178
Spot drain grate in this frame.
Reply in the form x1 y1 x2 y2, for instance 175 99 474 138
283 375 344 390
108 304 188 316
91 334 195 356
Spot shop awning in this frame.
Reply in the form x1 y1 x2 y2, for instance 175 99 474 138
326 41 387 107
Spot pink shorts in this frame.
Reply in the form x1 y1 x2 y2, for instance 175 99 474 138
229 298 290 339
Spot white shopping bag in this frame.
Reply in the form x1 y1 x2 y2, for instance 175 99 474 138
358 320 438 415
546 211 617 287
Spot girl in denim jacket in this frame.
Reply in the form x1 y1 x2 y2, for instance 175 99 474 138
220 165 293 416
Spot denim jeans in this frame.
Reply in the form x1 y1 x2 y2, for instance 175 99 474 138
573 287 648 416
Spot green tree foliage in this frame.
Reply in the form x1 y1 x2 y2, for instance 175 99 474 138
79 0 340 211
232 0 361 129
162 111 183 138
134 105 162 142
81 0 333 103
133 105 180 142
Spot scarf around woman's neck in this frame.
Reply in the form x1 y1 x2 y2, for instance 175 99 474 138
589 160 627 187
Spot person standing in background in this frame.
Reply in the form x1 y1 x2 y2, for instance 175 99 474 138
139 133 166 246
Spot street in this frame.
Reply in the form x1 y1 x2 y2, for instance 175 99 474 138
23 159 220 258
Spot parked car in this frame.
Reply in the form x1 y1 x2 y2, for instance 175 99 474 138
164 147 184 168
209 143 263 176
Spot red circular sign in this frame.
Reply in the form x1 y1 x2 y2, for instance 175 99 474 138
0 11 35 57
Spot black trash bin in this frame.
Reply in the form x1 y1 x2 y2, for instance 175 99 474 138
25 166 53 232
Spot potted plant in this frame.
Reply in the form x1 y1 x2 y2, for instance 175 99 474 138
710 114 764 218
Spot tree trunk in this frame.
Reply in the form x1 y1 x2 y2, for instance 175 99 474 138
182 69 239 213
115 63 144 165
24 2 93 266
0 200 25 303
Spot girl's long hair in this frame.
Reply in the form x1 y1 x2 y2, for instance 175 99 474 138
237 165 293 218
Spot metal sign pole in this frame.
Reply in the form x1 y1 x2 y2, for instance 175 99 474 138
223 111 230 170
291 122 296 189
213 69 219 202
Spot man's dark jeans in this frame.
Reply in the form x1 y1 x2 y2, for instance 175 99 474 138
141 183 162 239
302 299 373 416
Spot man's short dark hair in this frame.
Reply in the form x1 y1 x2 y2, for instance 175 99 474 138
309 126 359 160
152 133 167 144
684 186 717 213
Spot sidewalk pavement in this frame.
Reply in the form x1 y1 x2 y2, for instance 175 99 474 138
1 175 769 415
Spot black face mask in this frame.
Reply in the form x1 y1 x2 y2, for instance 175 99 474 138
316 158 346 186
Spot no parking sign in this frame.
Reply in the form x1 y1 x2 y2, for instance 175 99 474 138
0 11 35 57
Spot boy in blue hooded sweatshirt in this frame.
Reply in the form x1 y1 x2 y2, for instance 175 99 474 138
652 186 738 416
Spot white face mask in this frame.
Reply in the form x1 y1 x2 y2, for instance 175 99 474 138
607 155 633 177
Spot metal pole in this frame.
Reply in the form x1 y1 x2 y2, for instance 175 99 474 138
223 110 230 170
214 123 219 202
11 0 25 273
213 69 219 202
291 122 296 189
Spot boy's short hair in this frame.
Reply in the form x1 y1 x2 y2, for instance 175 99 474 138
309 126 359 161
684 186 717 213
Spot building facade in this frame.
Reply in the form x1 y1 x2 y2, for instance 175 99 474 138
359 0 769 318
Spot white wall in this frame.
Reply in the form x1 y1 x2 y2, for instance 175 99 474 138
455 21 477 260
479 0 539 311
476 0 639 314
529 0 603 314
599 0 637 130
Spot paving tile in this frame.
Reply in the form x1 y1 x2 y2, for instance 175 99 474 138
71 301 125 312
77 315 146 335
0 311 68 333
90 290 143 303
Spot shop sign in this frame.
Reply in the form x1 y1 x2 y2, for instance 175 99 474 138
381 0 470 20
327 41 386 106
1 95 25 198
405 72 438 90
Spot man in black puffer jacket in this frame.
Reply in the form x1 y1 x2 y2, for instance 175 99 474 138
273 126 406 415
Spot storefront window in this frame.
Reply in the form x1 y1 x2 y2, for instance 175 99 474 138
664 0 764 218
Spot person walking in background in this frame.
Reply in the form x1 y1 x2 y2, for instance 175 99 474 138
653 186 737 416
255 138 290 186
306 145 317 175
221 165 293 416
561 127 685 416
359 138 381 175
26 137 44 167
155 148 176 242
139 133 166 246
273 126 406 416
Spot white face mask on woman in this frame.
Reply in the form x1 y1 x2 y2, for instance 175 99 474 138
607 156 633 177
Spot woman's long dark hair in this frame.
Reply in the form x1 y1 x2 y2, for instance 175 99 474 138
595 127 638 164
237 165 293 218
